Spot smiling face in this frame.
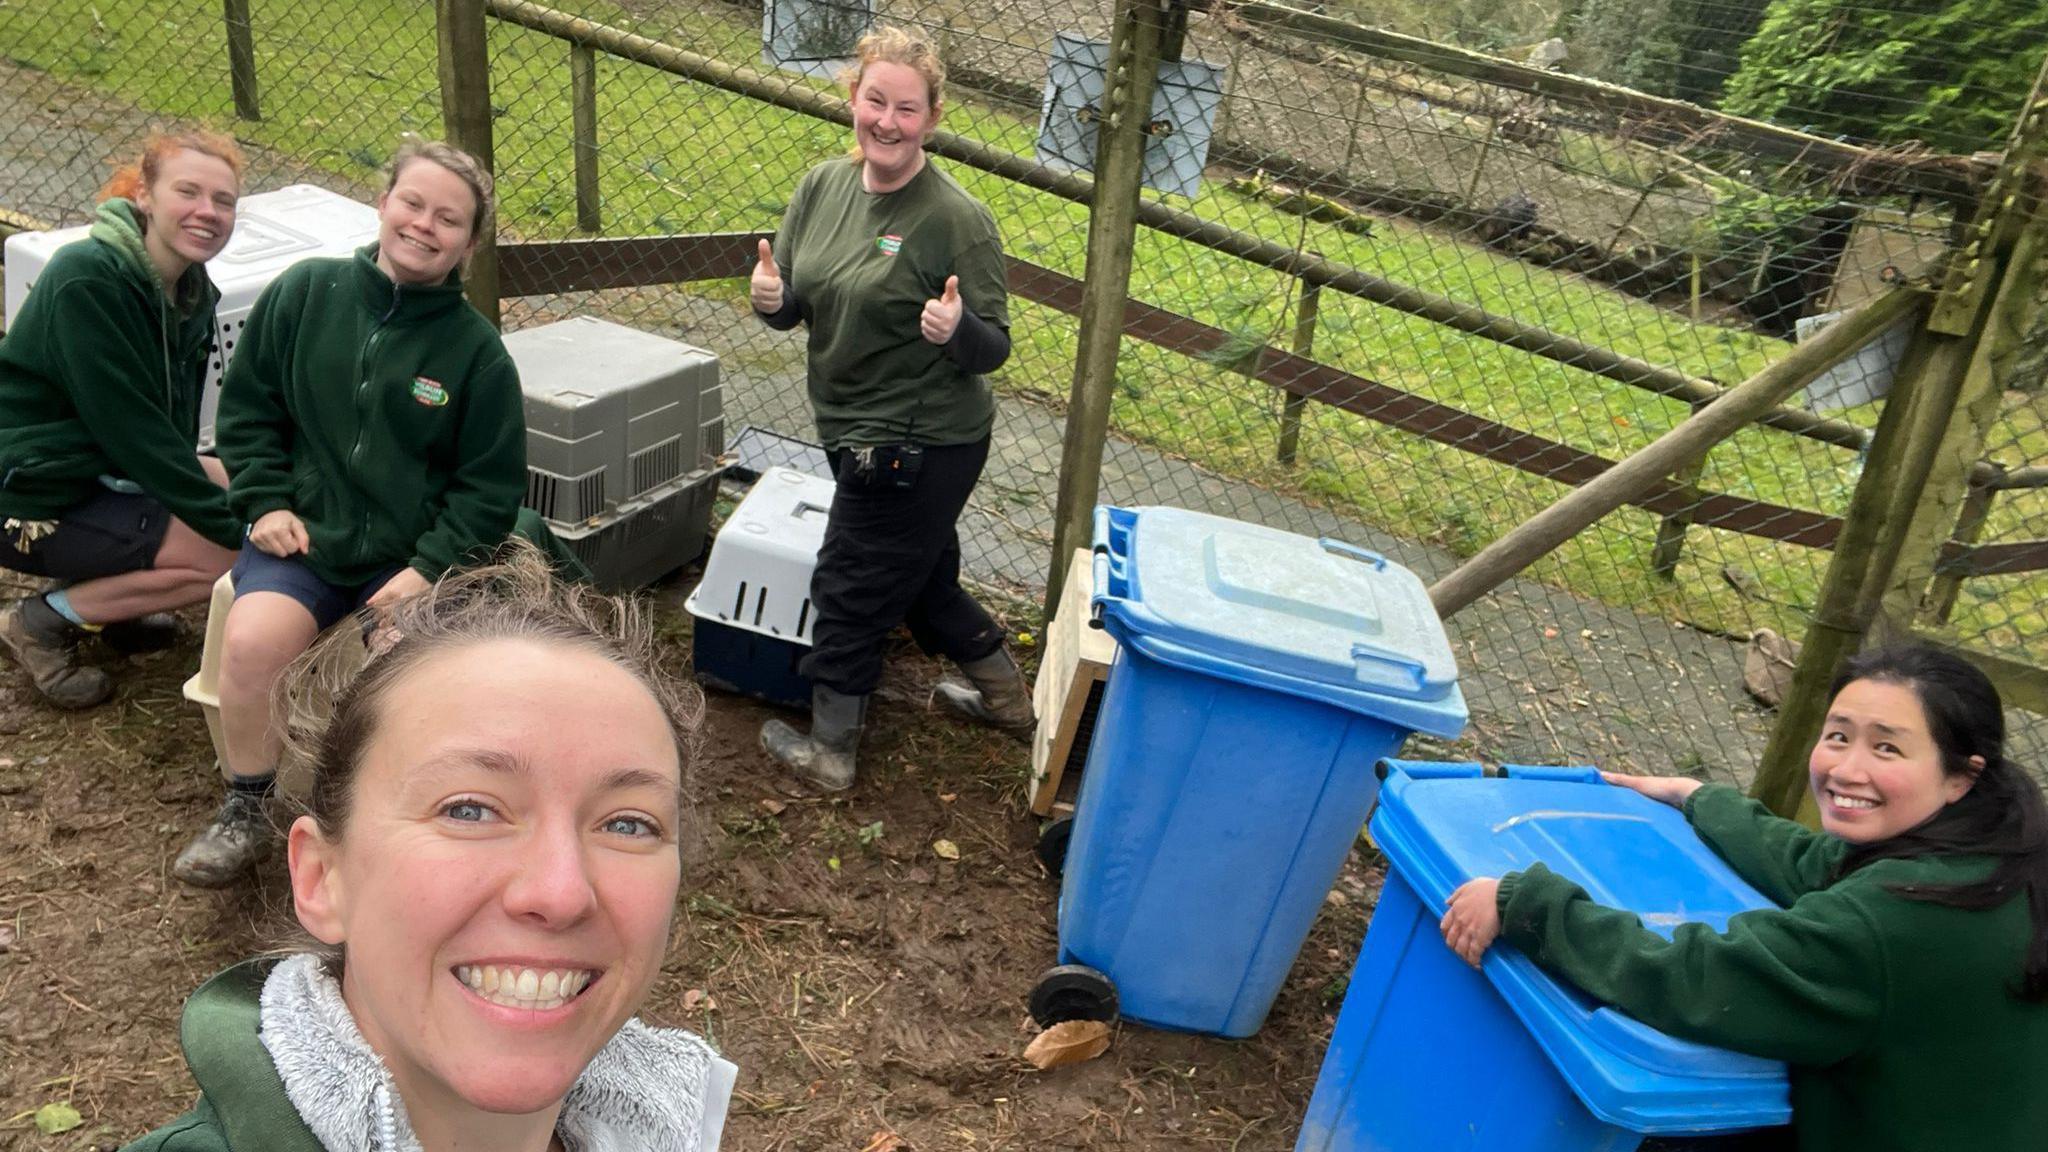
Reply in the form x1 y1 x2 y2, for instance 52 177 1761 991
375 158 479 286
852 60 939 191
1809 677 1977 844
288 637 682 1126
132 148 238 284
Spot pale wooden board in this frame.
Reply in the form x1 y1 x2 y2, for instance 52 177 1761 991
1029 550 1117 816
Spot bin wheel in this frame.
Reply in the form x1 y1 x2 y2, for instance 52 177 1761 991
1035 816 1074 878
1029 964 1119 1027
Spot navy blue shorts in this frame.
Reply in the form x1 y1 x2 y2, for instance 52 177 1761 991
229 542 405 632
0 489 170 581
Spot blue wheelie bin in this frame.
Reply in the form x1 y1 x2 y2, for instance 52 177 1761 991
1295 761 1793 1152
1034 506 1468 1038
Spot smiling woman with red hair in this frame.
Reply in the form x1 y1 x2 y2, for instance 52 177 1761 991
0 129 248 710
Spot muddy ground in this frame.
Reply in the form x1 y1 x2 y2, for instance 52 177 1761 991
0 558 1439 1152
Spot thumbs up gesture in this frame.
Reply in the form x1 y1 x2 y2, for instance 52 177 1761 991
921 275 963 345
750 238 783 314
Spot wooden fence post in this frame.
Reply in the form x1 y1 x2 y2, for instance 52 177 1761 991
223 0 261 121
1648 398 1710 578
1748 317 1973 819
1464 111 1499 206
1044 0 1169 614
571 41 601 234
1753 66 2048 819
437 0 500 326
1276 269 1320 465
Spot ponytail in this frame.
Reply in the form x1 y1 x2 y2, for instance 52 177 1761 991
1838 756 2048 1000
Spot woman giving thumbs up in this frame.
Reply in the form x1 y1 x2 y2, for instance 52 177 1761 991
751 24 1030 793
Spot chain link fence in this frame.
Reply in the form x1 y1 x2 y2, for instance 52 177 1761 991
4 0 2047 782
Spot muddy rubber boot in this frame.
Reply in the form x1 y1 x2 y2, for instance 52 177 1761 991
0 595 112 709
100 612 182 655
935 648 1036 734
761 685 867 792
171 784 278 888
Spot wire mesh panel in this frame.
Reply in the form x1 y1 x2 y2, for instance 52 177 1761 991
3 0 2045 788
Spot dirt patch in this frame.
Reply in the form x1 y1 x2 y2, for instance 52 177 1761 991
0 570 1394 1151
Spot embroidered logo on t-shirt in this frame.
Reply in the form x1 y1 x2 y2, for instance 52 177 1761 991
410 376 450 407
875 234 903 256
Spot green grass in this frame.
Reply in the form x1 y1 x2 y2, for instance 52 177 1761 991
9 0 2047 657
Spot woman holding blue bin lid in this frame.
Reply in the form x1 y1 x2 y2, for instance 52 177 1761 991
1441 645 2048 1151
174 139 572 889
749 25 1032 792
0 131 246 710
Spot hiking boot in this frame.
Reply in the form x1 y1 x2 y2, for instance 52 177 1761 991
171 787 277 888
100 612 182 655
762 685 867 792
934 648 1036 735
0 596 111 709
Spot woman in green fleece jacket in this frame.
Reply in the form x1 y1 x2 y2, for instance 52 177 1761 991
170 139 531 889
121 547 735 1152
0 132 247 710
1440 644 2048 1152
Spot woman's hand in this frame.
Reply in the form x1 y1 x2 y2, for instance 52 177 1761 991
250 509 310 557
363 567 432 654
920 275 962 345
1601 771 1704 808
365 566 431 612
1440 877 1503 968
750 238 783 314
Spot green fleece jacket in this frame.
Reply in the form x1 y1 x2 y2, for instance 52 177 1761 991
1498 784 2048 1152
215 247 525 586
0 200 242 548
118 960 322 1152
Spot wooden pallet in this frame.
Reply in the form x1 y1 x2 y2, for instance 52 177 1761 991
1028 549 1118 816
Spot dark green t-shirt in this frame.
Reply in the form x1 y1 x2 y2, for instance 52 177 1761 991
773 158 1010 449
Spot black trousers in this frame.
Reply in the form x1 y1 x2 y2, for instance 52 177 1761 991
800 436 1004 696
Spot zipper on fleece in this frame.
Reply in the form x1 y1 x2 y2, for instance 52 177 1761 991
345 288 404 569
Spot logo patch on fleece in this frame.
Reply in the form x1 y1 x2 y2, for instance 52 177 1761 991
410 376 449 407
875 234 903 256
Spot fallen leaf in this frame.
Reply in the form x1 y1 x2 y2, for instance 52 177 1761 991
1024 1019 1112 1069
860 1132 908 1152
35 1102 82 1135
931 839 961 861
826 855 841 872
681 988 718 1012
759 798 787 816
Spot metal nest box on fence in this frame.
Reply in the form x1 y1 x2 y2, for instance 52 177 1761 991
1036 31 1225 201
762 0 873 81
1793 308 1914 412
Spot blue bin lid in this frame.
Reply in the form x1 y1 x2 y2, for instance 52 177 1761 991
1089 506 1467 738
1369 761 1792 1132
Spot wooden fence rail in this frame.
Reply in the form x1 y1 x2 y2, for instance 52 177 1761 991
496 233 2048 579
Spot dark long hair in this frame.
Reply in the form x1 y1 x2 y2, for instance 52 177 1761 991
1831 645 2048 1000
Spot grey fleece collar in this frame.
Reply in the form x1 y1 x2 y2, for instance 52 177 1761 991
258 954 713 1152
